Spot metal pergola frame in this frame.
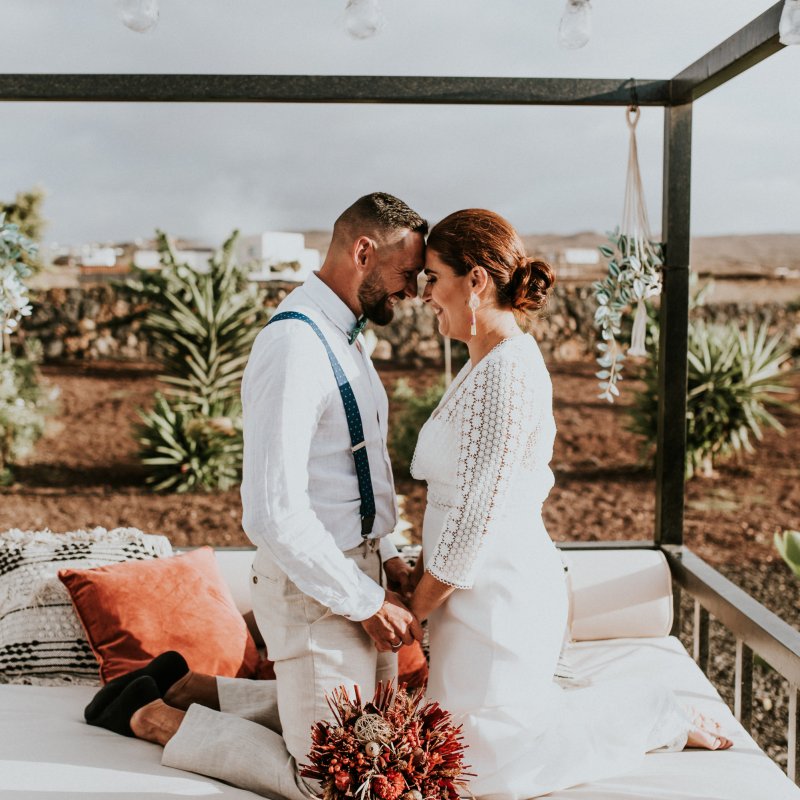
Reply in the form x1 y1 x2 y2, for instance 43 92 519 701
3 0 799 781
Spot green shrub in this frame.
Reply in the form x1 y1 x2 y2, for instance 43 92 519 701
132 231 266 492
628 319 797 478
0 348 56 485
0 209 53 484
388 378 445 478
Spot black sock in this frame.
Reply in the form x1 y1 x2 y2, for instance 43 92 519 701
84 651 188 723
89 675 161 737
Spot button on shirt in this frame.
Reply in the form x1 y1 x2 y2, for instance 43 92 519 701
241 272 399 621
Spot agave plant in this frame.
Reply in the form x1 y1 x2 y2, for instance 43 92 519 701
629 319 797 478
133 231 265 492
142 231 262 414
138 394 243 493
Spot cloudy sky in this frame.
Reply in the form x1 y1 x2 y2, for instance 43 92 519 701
1 0 798 246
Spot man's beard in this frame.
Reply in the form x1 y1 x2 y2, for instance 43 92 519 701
357 267 397 326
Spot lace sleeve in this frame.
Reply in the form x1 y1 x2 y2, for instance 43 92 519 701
427 352 535 589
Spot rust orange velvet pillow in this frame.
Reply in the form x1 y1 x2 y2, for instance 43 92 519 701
58 546 259 684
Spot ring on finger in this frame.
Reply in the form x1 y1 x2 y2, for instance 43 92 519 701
391 640 403 649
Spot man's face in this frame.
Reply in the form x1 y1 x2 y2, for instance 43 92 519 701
357 230 425 325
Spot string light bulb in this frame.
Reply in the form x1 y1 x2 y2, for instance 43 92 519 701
119 0 159 34
345 0 383 40
558 0 592 50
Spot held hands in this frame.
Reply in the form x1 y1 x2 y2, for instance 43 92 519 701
383 556 415 602
361 589 423 653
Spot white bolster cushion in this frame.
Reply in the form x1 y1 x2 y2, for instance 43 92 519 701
212 547 674 641
209 549 256 616
563 549 673 641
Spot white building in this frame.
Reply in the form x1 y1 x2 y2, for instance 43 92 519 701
132 248 212 273
236 232 320 283
80 245 120 268
563 247 600 265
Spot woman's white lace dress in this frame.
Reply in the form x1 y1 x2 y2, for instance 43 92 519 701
411 335 690 799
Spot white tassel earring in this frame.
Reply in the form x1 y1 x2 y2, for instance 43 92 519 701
468 292 480 336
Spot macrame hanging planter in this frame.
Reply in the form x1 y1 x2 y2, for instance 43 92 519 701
593 103 663 402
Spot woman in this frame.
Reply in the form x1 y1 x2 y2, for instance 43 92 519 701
406 209 731 799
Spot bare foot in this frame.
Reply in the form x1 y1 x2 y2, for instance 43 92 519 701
685 710 733 750
163 671 194 709
130 698 185 746
163 670 220 711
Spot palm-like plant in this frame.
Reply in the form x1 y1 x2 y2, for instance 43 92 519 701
133 231 265 492
144 231 260 414
629 319 797 477
138 394 242 493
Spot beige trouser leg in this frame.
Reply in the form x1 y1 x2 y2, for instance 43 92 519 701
163 703 309 800
162 544 397 798
251 544 397 766
215 675 282 731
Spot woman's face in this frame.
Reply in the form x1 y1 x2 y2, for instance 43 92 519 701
422 250 472 341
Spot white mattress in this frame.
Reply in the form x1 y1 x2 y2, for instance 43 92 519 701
1 636 797 800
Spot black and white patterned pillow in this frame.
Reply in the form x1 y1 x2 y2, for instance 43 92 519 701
0 527 172 685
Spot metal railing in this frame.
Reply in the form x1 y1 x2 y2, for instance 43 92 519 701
665 547 800 782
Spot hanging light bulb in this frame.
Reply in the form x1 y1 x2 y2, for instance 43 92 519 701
119 0 159 34
345 0 383 40
780 0 800 45
558 0 592 50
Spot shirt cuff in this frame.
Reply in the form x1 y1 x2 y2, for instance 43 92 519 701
379 535 400 563
344 570 385 622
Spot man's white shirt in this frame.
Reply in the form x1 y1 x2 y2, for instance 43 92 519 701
241 272 400 621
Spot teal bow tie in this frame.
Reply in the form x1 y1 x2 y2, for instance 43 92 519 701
348 316 368 345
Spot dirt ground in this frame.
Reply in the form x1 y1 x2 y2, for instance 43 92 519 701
2 357 800 766
2 358 798 578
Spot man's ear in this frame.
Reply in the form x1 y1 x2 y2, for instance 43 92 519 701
470 266 490 295
353 236 374 274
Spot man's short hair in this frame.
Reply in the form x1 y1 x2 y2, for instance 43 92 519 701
333 192 428 245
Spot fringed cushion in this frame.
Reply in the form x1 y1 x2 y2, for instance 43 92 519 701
0 527 172 684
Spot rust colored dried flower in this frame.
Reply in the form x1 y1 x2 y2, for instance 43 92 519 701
301 682 471 800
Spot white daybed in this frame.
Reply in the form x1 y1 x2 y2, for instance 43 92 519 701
1 548 798 800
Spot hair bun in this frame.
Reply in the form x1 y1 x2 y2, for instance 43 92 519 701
508 257 555 312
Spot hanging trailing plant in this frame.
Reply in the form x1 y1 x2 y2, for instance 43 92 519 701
593 105 663 402
593 229 663 400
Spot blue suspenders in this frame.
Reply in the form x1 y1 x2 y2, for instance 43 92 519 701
266 311 376 539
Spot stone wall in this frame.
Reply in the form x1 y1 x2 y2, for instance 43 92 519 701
23 285 149 361
21 283 800 364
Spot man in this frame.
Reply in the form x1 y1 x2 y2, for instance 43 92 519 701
87 192 427 800
236 190 428 765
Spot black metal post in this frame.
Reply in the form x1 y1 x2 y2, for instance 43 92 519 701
693 599 710 674
655 102 692 549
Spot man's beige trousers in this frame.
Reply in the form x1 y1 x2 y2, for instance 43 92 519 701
162 545 397 799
